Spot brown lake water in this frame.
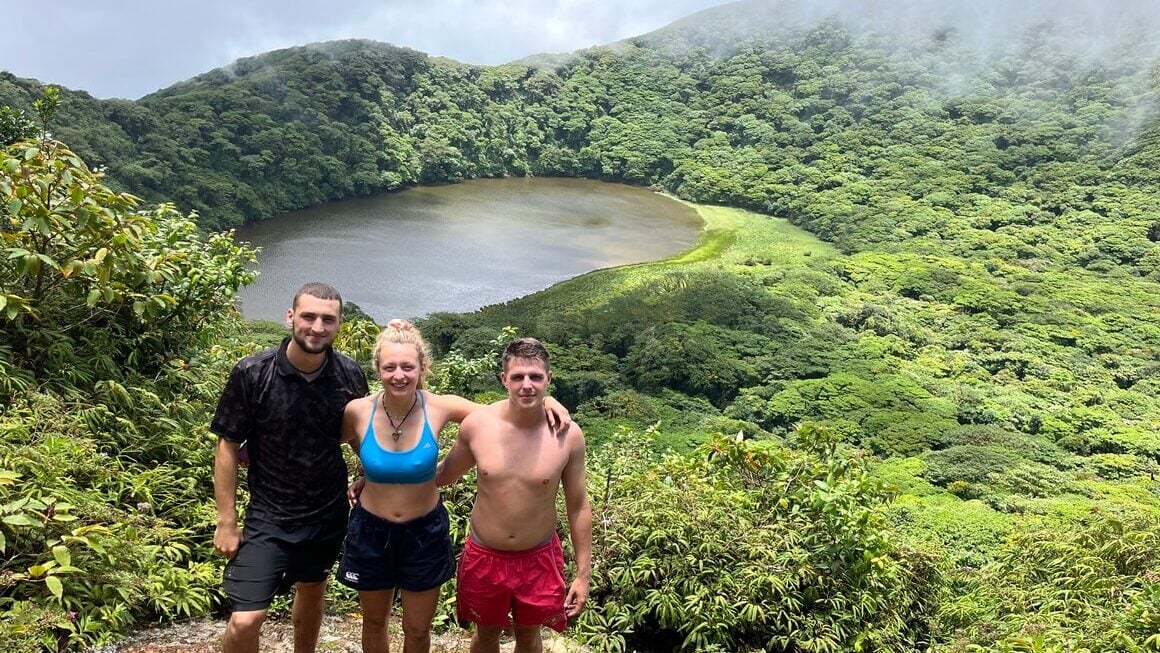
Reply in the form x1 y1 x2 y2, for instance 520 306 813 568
235 177 701 322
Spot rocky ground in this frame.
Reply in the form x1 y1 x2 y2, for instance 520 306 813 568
100 615 586 652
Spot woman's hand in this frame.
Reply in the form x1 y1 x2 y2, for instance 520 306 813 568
543 396 573 435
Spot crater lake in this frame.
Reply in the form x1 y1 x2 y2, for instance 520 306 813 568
235 178 702 322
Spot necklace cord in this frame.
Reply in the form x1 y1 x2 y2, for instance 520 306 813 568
381 392 419 441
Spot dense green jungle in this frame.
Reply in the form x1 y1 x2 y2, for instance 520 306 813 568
2 0 1159 650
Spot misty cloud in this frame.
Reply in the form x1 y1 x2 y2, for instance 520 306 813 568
5 0 1157 99
4 0 728 99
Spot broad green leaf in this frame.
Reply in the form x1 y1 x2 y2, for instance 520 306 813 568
52 565 84 574
2 513 39 527
45 575 63 600
52 545 71 567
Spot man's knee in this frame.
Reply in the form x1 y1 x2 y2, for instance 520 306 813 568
473 625 504 646
227 609 267 637
513 625 541 645
362 609 389 629
512 625 543 653
295 579 328 601
291 581 327 628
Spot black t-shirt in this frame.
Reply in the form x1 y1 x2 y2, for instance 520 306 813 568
211 338 369 524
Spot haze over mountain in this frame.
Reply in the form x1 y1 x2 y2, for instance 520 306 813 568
8 0 1158 100
3 0 728 99
4 0 1157 230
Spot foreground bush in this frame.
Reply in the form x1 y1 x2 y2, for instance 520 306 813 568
0 132 256 395
576 424 943 652
1 128 257 650
936 514 1160 652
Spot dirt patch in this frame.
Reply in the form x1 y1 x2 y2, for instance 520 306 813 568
98 615 586 652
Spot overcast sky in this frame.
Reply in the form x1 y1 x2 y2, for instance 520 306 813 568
4 0 730 99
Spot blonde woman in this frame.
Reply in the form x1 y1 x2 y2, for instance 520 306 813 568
337 319 569 653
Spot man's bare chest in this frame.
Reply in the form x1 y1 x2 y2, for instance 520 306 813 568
476 435 567 487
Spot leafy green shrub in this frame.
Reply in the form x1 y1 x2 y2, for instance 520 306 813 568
1 392 221 650
0 137 257 392
1084 453 1150 480
928 424 1074 469
625 322 759 406
985 462 1077 499
578 389 662 425
861 412 959 457
576 424 942 652
0 133 254 650
935 514 1160 651
921 446 1022 487
888 495 1013 569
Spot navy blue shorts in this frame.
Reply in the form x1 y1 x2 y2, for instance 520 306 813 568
224 515 346 612
337 501 455 593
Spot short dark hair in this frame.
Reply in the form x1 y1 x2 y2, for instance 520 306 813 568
293 282 343 314
502 337 550 372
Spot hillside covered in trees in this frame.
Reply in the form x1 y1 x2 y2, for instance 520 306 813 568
2 0 1159 651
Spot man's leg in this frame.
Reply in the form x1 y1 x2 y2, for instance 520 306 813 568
222 609 266 653
399 587 440 653
507 534 566 652
222 525 285 653
470 624 505 653
358 589 395 653
512 625 543 653
291 580 327 653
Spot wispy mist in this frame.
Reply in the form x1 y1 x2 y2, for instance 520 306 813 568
3 0 728 99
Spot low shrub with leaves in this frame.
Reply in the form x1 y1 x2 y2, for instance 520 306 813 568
936 514 1160 652
575 423 942 652
1 104 257 650
0 388 223 651
0 140 256 392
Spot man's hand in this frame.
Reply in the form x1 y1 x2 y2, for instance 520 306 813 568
565 577 589 617
214 521 241 560
348 475 366 504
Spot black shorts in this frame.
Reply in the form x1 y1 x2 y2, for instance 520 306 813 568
224 515 347 612
337 501 455 593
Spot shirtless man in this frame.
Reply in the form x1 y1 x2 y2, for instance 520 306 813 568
436 337 591 653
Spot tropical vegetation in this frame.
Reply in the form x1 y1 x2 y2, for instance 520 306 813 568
2 1 1158 651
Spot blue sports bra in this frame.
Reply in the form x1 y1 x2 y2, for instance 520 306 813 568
360 391 438 484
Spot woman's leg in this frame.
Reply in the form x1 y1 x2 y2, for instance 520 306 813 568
399 587 441 653
359 589 396 653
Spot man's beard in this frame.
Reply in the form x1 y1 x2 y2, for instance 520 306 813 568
293 330 330 355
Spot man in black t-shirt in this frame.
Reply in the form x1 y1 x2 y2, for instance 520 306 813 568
211 282 369 653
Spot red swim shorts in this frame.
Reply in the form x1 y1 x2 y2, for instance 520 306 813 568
456 532 567 633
